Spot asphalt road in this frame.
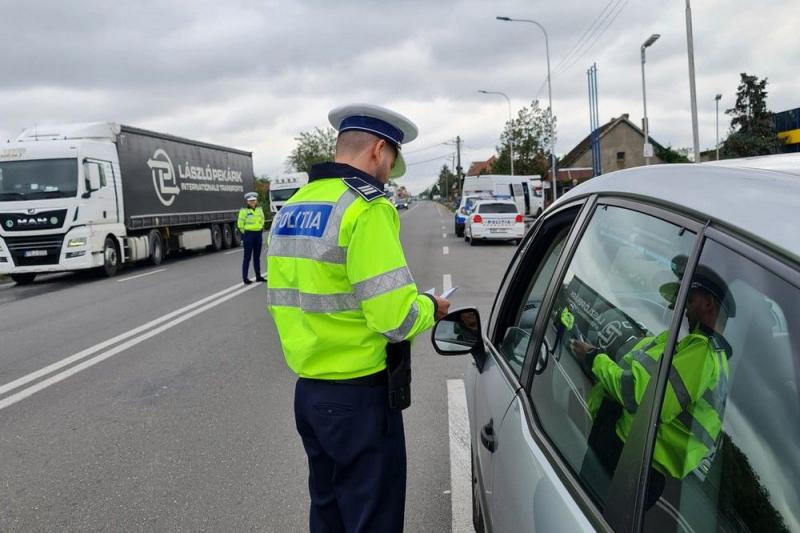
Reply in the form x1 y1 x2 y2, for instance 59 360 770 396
0 200 518 532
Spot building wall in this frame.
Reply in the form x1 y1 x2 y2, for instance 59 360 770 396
571 122 664 172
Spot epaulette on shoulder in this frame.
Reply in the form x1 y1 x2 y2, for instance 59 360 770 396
342 177 387 202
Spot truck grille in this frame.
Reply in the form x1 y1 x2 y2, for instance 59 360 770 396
3 234 65 266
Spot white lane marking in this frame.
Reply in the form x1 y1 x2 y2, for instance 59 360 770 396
0 283 260 411
443 273 452 292
448 379 472 533
443 233 447 239
399 202 421 217
0 282 15 289
116 268 167 283
224 248 244 254
443 246 449 255
0 282 247 398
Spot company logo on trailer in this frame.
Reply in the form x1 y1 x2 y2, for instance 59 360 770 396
147 149 180 207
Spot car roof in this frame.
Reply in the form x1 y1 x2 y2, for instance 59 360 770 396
555 155 800 263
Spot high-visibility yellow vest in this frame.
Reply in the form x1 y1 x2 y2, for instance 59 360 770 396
266 163 435 380
238 207 265 232
589 327 730 479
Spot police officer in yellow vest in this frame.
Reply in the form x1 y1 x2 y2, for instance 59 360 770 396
238 192 266 284
266 104 450 532
571 258 734 506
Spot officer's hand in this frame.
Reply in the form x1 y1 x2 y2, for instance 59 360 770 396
570 339 595 361
433 295 451 321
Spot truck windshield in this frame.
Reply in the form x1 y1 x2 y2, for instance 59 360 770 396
271 188 299 202
0 159 78 201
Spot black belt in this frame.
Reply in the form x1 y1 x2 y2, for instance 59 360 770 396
302 371 387 386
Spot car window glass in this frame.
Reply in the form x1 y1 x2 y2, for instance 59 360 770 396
479 203 518 214
644 240 800 533
498 226 569 375
530 205 696 509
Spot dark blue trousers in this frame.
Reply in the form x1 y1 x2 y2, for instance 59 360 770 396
294 378 406 533
241 230 262 281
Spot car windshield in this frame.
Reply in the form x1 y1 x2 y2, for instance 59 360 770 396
270 187 299 202
479 203 517 214
0 159 78 201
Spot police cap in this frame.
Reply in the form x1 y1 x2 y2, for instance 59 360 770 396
328 103 418 178
660 255 737 317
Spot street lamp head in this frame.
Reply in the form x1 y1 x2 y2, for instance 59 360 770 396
715 93 722 101
496 16 512 21
478 90 488 94
642 33 660 48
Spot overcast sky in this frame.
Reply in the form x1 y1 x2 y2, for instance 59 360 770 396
2 0 798 194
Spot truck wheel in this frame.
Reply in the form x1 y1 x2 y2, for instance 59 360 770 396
148 230 164 266
208 224 223 252
101 236 119 277
10 273 36 285
232 227 242 248
221 224 233 249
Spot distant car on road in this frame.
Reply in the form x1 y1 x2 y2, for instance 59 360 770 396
433 155 800 533
394 198 409 209
464 199 524 246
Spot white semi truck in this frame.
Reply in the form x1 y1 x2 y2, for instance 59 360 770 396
0 122 255 284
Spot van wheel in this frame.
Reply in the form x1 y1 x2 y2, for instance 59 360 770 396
472 447 486 533
470 236 479 246
100 236 119 277
10 273 36 285
148 230 164 266
208 224 223 252
232 227 242 248
221 224 233 249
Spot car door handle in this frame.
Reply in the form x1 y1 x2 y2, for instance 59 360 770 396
480 419 497 453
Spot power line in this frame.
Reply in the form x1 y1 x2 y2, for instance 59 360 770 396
556 0 630 75
406 152 455 167
551 0 619 76
404 141 452 155
528 0 629 101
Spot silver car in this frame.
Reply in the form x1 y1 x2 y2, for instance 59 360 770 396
433 155 800 532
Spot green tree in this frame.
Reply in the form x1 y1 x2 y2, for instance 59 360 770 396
437 164 456 200
286 127 337 173
491 100 556 177
656 145 691 163
255 176 271 215
721 73 783 158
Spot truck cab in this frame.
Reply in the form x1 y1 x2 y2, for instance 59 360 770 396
269 172 308 213
0 124 127 283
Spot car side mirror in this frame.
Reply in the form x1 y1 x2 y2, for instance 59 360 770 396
431 307 487 371
534 338 551 375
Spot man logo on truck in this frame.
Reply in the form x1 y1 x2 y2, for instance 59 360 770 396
147 148 180 207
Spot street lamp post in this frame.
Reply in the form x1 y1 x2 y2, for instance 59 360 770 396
715 93 722 160
478 90 514 175
685 0 701 162
497 16 557 201
640 34 660 165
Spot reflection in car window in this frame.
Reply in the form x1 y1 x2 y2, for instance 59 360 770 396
530 205 696 509
498 227 568 375
644 240 800 533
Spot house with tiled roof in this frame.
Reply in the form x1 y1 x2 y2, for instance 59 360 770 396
560 113 666 173
467 155 497 176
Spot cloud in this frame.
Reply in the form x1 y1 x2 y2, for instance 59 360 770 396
1 0 797 195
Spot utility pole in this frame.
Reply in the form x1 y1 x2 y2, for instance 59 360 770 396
685 0 701 162
715 94 722 160
456 136 463 198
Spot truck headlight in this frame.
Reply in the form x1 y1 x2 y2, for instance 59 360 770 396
67 237 87 247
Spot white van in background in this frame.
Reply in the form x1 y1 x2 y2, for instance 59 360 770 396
462 174 544 219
